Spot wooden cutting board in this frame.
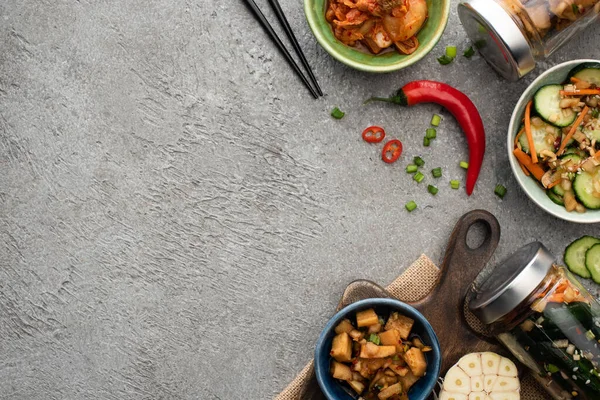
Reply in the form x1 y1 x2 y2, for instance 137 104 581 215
406 209 507 374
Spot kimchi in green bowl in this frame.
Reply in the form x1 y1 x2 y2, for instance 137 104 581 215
304 0 450 73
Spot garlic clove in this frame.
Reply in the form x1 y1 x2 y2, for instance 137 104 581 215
481 352 501 375
487 391 521 400
470 375 484 392
492 376 520 392
468 392 487 400
440 392 469 400
443 365 472 394
483 374 498 393
497 357 518 377
458 353 483 377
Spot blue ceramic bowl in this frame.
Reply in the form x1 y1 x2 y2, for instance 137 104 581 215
314 298 441 400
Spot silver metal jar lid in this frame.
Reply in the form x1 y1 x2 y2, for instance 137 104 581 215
457 0 536 81
470 242 555 324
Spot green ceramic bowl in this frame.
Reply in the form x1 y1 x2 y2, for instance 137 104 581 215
304 0 450 73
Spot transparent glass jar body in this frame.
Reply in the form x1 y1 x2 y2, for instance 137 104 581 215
488 265 600 400
497 0 600 59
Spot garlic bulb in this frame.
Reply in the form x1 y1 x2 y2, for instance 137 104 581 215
439 352 520 400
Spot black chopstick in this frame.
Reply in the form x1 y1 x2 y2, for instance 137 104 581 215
242 0 320 99
267 0 323 97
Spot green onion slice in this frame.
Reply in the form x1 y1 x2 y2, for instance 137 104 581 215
494 184 507 199
432 168 442 178
405 201 417 212
331 107 345 119
428 185 438 195
406 164 418 174
437 55 454 65
446 46 457 58
450 180 460 189
463 46 475 58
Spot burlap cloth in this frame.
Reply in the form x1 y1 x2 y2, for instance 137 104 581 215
275 255 547 400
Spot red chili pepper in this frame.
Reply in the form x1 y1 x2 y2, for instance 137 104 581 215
382 139 403 164
366 80 486 195
362 126 386 143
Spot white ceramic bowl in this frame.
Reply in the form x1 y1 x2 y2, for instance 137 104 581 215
507 59 600 224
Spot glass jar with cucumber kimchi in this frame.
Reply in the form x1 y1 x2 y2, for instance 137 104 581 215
458 0 600 80
470 242 600 400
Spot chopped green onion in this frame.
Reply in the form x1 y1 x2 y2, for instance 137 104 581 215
446 46 457 58
423 137 431 147
450 180 460 189
428 185 438 195
460 161 469 169
414 156 425 167
546 364 560 374
431 114 441 126
463 46 475 58
378 317 385 326
431 168 442 178
414 172 425 183
405 201 417 212
572 3 579 13
426 128 437 139
592 109 600 118
494 184 507 199
474 39 486 49
406 164 418 174
367 333 381 345
392 355 400 361
331 107 345 119
437 55 454 65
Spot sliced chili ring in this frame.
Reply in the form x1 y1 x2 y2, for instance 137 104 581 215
362 126 386 143
382 139 403 164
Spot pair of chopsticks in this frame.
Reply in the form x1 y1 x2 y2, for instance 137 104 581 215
243 0 323 99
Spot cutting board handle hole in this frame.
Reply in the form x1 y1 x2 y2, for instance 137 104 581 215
465 220 490 250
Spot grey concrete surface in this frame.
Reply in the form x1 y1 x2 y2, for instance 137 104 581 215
1 1 599 399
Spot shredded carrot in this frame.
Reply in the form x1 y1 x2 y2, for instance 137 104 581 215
555 281 569 293
557 105 590 156
547 179 562 189
560 89 600 96
519 162 530 176
548 293 565 303
524 100 538 163
570 77 583 84
514 126 525 148
513 148 545 180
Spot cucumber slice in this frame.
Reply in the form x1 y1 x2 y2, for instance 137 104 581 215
517 120 560 155
547 190 564 205
551 184 565 197
565 236 600 279
582 117 600 142
586 244 600 284
573 169 600 210
563 146 584 157
568 62 600 86
534 85 577 127
560 153 583 164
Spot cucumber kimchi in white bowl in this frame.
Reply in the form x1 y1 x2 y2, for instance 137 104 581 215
508 59 600 224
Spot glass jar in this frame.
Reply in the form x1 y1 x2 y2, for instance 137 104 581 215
458 0 600 80
470 242 600 400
